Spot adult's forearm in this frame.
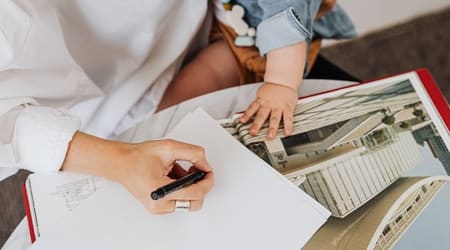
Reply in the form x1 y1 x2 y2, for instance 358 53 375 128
60 132 215 214
60 131 131 183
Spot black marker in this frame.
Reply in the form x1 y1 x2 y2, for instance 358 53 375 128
150 170 206 200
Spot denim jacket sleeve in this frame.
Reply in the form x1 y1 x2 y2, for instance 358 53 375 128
257 0 321 55
235 0 356 56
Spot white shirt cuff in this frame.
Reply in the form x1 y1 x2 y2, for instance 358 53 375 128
12 107 80 173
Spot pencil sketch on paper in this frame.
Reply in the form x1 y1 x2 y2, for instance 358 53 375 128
49 177 104 212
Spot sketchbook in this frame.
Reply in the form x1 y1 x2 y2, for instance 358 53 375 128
24 108 330 250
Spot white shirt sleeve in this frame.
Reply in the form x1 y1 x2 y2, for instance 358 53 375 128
0 101 80 181
0 1 86 181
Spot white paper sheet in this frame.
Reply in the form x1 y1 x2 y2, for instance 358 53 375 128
25 173 110 238
28 109 330 250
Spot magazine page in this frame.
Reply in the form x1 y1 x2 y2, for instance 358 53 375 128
220 71 450 249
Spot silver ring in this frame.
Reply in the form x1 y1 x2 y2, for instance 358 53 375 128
175 200 191 212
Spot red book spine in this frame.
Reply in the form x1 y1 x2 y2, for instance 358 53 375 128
416 68 450 129
21 183 36 243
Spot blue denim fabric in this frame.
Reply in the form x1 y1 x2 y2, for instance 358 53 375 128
234 0 356 55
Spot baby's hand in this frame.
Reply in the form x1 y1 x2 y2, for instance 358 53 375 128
240 82 297 140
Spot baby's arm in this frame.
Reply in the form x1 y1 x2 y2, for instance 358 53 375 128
240 41 307 139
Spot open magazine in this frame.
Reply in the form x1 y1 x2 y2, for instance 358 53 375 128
218 69 450 249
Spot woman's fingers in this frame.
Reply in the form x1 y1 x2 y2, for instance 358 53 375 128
162 140 212 172
165 172 214 201
145 199 175 214
145 199 205 214
186 199 204 212
161 200 204 213
145 172 212 214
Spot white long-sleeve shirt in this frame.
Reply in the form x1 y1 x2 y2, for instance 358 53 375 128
0 0 209 181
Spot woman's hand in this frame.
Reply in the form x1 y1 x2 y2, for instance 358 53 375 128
61 132 214 214
118 139 214 214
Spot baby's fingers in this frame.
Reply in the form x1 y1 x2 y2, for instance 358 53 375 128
283 108 294 136
250 106 271 136
268 108 282 140
240 101 260 123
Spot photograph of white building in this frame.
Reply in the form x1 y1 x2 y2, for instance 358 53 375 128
303 176 449 250
220 76 450 248
228 79 450 218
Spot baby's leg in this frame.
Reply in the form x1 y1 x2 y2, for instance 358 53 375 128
156 39 240 112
